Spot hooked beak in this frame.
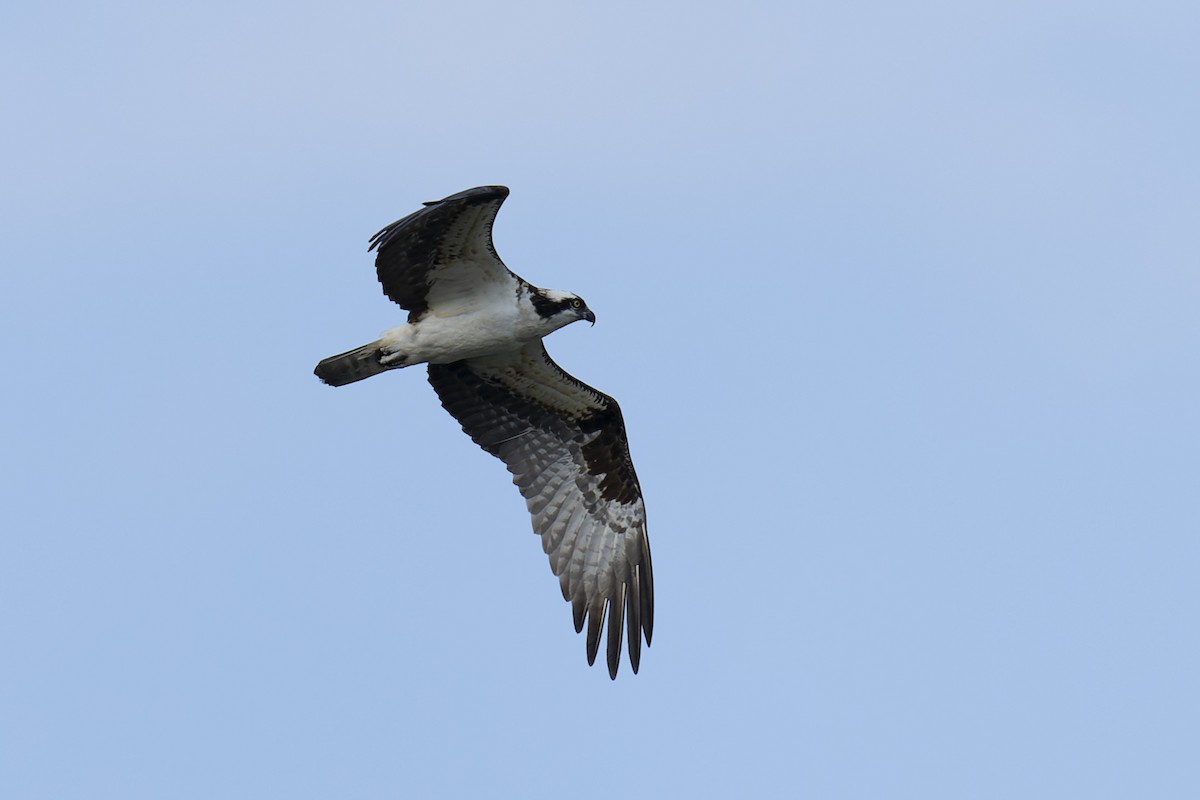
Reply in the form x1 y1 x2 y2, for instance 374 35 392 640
583 309 596 326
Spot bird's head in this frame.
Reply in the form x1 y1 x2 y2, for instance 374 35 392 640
533 288 596 328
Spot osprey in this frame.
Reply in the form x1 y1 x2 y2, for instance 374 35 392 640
314 186 653 678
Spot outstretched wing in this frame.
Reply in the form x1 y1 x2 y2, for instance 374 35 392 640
369 185 521 321
427 342 654 678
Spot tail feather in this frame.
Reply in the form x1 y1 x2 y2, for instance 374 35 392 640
314 341 388 386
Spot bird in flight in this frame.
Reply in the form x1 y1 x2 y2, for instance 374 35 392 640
314 186 653 677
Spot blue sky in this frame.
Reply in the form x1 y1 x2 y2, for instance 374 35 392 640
3 1 1198 797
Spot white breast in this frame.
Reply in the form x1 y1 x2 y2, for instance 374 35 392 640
378 298 558 366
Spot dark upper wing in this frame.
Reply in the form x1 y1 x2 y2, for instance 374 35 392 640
368 186 519 320
427 342 654 678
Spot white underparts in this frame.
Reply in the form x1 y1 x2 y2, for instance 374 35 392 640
378 294 577 366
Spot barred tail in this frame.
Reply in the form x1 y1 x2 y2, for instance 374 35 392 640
314 341 387 386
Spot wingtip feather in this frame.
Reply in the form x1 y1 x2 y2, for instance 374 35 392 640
585 598 606 667
606 590 624 680
572 597 586 634
627 569 642 673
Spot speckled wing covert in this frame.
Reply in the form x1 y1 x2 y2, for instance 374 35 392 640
368 185 521 321
427 342 654 678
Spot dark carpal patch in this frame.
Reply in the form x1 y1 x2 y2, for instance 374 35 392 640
578 405 642 504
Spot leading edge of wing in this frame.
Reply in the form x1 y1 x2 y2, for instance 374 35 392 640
367 185 510 253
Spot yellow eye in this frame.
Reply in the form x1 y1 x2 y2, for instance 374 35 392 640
571 298 583 309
